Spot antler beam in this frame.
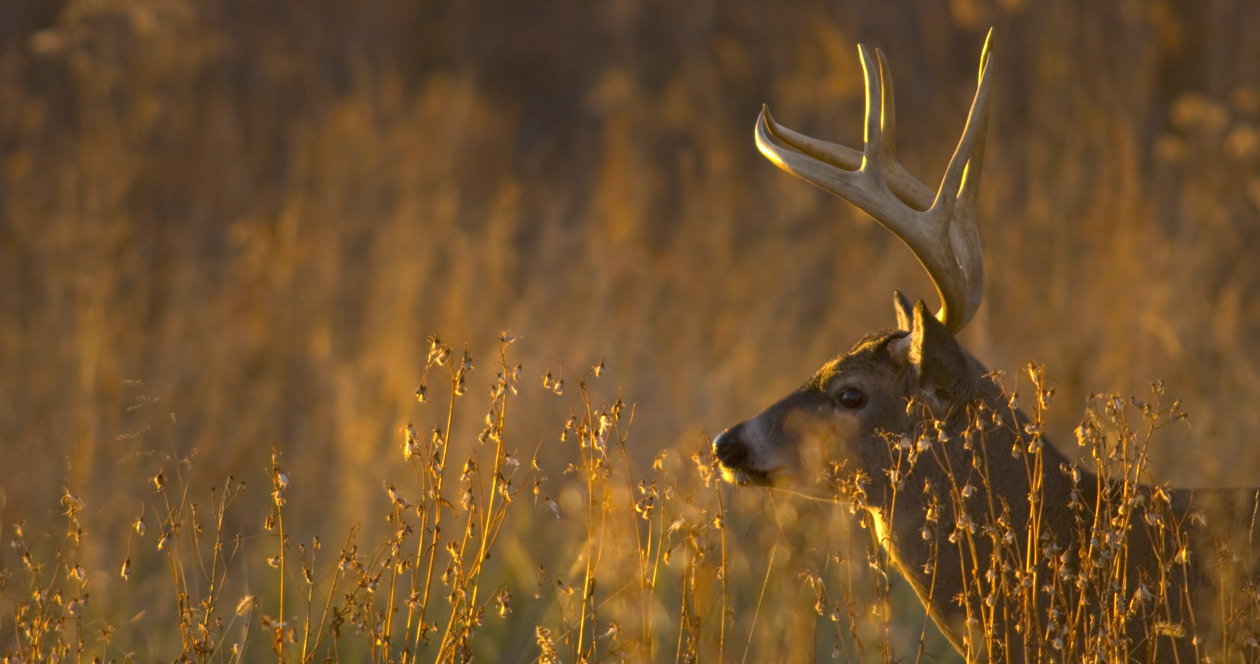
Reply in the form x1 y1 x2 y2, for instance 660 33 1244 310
754 32 993 333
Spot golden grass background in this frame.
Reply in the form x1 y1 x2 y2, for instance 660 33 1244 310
4 1 1260 661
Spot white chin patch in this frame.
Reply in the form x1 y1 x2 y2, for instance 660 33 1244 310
718 464 776 486
720 465 746 485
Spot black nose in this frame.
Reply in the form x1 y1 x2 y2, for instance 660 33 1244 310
713 427 749 468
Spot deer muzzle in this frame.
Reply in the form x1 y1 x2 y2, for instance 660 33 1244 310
712 425 774 486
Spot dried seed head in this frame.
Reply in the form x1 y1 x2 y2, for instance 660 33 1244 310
600 622 620 640
402 423 421 460
496 588 512 617
427 336 450 366
536 625 560 664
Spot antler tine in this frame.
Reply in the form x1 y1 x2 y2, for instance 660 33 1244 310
873 48 936 211
945 32 994 324
755 33 994 333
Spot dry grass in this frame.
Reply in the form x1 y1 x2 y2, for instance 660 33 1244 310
0 334 827 662
6 345 1260 663
5 0 1260 662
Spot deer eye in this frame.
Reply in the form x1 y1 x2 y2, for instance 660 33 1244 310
835 388 866 410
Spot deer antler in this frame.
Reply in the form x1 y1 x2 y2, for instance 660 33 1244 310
755 32 993 333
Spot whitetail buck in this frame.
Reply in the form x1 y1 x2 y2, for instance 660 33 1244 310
714 34 1260 663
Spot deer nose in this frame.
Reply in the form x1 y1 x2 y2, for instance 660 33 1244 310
713 426 749 468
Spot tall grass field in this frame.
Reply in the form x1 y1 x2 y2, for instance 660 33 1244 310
5 1 1260 662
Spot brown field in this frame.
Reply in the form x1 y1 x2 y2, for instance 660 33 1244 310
4 1 1260 662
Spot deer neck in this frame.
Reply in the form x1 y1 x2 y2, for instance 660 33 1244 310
863 390 1090 659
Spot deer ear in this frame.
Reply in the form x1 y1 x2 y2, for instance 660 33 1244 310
892 290 913 332
907 300 972 404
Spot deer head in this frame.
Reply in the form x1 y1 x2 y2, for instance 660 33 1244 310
714 34 994 496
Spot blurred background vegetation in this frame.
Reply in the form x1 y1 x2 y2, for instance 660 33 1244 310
4 0 1260 661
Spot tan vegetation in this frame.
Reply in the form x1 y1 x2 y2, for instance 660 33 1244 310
4 1 1260 662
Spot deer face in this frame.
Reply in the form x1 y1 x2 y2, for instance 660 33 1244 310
712 333 910 491
713 298 976 495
